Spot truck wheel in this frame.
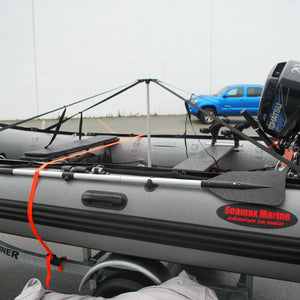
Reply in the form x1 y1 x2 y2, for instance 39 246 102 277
200 108 216 124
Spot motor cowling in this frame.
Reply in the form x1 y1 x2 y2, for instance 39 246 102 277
258 61 300 140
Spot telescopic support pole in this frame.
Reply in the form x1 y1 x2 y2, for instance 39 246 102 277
146 80 152 167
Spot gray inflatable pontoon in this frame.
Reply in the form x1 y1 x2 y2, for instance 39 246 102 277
1 62 300 290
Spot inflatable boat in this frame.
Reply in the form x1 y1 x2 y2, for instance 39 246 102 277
1 61 300 290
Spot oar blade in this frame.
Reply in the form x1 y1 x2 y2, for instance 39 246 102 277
206 171 285 206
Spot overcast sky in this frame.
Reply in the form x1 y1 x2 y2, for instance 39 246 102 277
0 0 299 120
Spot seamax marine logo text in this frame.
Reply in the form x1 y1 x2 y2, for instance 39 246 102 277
217 204 297 229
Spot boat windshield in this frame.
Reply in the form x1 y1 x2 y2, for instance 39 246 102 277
215 86 230 96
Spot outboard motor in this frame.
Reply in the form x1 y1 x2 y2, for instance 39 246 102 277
258 61 300 143
255 60 300 175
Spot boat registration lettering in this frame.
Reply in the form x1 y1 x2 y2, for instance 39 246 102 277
0 245 19 259
217 204 297 229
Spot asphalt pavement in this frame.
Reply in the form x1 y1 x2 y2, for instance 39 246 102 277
2 114 253 136
0 115 300 299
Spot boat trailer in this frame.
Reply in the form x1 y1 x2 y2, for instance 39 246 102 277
0 237 253 299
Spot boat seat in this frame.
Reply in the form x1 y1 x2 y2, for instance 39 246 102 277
23 135 119 161
173 145 232 172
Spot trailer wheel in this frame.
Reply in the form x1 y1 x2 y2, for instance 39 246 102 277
93 270 153 297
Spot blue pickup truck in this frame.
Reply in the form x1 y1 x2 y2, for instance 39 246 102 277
189 84 263 124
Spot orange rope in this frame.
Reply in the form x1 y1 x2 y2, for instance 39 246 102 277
27 134 143 289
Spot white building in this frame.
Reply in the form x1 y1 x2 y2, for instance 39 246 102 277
0 0 299 120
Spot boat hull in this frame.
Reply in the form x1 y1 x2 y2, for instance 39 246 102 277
1 170 300 283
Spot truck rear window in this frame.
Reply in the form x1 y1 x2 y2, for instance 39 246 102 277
247 87 262 97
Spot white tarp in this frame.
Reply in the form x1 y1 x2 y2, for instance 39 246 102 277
15 272 218 300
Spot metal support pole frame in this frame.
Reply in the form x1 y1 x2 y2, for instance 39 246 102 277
146 80 152 167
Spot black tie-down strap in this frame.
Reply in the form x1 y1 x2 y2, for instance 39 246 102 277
45 107 66 149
